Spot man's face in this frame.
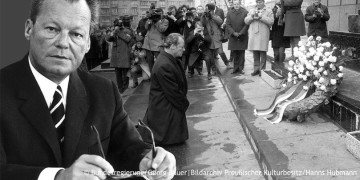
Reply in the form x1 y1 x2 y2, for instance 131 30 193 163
25 0 91 82
256 0 265 8
197 6 204 14
136 42 143 48
233 1 241 10
170 8 176 15
173 38 185 58
314 0 321 6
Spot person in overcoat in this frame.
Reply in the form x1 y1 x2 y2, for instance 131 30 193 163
270 0 290 65
130 35 148 88
245 0 274 76
187 21 212 78
210 0 230 69
201 3 224 76
226 0 249 74
143 33 189 145
304 0 330 41
107 17 135 93
142 8 169 73
177 11 196 71
283 0 306 59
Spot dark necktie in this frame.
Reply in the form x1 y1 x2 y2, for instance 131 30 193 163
50 86 65 144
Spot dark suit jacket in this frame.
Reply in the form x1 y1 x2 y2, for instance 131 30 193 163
0 56 150 180
226 8 249 50
186 30 211 66
144 51 189 145
177 19 195 55
215 6 225 21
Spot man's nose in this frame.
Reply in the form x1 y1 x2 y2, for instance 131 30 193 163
55 32 70 49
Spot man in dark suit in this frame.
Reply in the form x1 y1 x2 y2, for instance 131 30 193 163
209 0 231 70
210 0 225 20
0 0 176 180
143 33 189 145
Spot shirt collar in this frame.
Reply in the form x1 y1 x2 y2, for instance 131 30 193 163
28 57 69 109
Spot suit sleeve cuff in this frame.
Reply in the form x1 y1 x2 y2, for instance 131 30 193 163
38 167 64 180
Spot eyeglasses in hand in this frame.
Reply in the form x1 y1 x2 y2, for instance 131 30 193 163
91 125 150 180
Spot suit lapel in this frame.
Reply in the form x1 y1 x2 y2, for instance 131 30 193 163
17 58 63 165
63 70 89 166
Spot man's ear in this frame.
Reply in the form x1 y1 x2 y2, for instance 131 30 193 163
85 36 91 53
170 44 176 50
24 19 33 40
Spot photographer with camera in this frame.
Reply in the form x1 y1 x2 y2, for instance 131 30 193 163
200 3 223 76
164 5 180 36
195 5 205 21
136 11 150 37
177 9 196 72
187 21 213 79
107 16 136 93
244 0 274 76
305 0 330 42
209 0 231 70
142 7 169 74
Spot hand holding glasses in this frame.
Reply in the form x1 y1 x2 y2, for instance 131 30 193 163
135 119 157 164
91 125 151 180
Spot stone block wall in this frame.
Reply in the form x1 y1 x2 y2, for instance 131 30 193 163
326 0 360 32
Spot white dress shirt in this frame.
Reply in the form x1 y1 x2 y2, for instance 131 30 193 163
28 58 69 180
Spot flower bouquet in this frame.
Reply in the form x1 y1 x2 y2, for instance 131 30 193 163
255 36 344 123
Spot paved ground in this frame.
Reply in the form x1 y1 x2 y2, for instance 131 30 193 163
123 70 265 180
216 43 360 180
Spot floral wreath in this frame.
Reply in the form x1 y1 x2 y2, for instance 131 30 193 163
255 36 345 123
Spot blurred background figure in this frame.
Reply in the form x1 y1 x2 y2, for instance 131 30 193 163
270 0 290 66
226 0 248 75
245 0 274 76
177 8 196 72
142 7 169 74
187 21 210 78
137 11 150 37
305 0 330 42
201 3 224 78
164 5 180 36
130 34 149 88
107 16 135 93
209 0 231 70
282 0 306 60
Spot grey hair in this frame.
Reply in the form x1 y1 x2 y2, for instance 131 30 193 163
163 33 184 49
29 0 99 32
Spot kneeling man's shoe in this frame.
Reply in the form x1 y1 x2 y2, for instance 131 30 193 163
251 71 260 76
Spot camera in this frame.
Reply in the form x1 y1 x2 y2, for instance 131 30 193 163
167 12 172 16
148 8 162 22
204 11 211 18
113 18 123 27
254 10 260 18
149 12 161 22
185 11 193 17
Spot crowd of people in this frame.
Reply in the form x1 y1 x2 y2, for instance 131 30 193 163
0 0 176 179
98 0 329 93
